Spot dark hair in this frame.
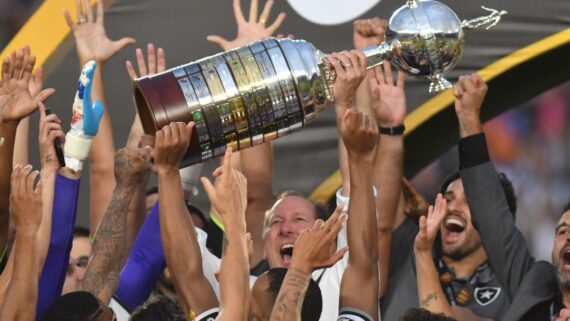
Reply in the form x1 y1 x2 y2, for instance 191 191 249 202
130 296 187 321
400 308 457 321
440 171 517 218
267 268 322 321
275 190 329 221
186 202 208 230
73 226 90 239
42 291 104 321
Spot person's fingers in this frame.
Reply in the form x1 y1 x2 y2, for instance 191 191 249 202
233 0 246 25
26 170 39 194
328 55 345 79
345 51 360 74
206 35 230 50
83 0 93 22
21 54 35 82
186 121 195 142
34 177 43 196
259 0 274 24
462 75 476 93
12 49 24 80
34 88 56 104
135 48 147 76
48 130 66 144
155 128 164 149
168 123 178 145
139 134 155 149
267 13 286 35
354 50 367 72
201 176 219 206
126 60 137 80
336 51 353 70
11 165 21 196
38 101 47 120
2 57 11 82
222 147 233 183
383 62 394 86
113 37 136 54
147 44 156 75
96 0 104 24
311 219 325 232
76 0 83 23
327 247 348 266
328 213 347 239
418 215 427 237
157 48 166 73
249 0 259 22
19 165 33 193
63 9 76 30
396 72 405 89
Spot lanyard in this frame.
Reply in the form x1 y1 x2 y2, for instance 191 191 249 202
436 258 488 306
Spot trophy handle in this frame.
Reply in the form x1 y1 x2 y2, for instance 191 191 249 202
461 6 507 30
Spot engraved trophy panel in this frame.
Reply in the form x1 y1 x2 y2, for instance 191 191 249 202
133 0 505 167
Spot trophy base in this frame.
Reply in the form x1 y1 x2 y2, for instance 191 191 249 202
428 75 453 93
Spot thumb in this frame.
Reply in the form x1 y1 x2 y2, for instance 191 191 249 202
201 176 218 205
34 88 55 104
113 37 137 54
206 35 229 50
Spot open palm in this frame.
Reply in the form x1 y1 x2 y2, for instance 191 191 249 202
64 0 135 65
1 48 54 123
368 62 406 127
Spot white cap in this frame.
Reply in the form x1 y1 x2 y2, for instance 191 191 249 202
287 0 381 26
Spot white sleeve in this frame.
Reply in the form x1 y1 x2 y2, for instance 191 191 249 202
196 227 221 298
109 298 131 321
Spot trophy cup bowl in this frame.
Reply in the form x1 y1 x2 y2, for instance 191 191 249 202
133 0 506 166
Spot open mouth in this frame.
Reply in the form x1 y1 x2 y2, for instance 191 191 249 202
445 217 466 233
561 247 570 270
280 244 294 265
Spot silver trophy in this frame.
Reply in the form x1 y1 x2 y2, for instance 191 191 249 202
134 0 506 166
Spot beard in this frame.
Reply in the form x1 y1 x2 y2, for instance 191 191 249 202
442 233 483 261
555 264 570 293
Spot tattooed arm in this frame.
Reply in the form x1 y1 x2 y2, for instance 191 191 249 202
270 208 347 321
414 194 455 317
81 147 151 305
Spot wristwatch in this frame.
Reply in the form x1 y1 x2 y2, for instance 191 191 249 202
379 124 405 136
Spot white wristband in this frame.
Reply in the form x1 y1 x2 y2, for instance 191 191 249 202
64 132 94 171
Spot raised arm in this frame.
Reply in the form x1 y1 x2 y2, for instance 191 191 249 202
453 74 534 298
0 47 54 254
207 0 284 266
270 208 347 321
82 147 151 304
64 0 135 236
124 44 165 249
154 122 218 316
414 194 455 317
201 148 249 321
0 165 43 321
329 51 380 320
367 62 407 296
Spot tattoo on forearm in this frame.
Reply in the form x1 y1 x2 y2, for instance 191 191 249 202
272 268 310 321
82 187 132 298
420 292 438 308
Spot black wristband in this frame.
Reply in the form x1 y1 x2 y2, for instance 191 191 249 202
379 124 405 136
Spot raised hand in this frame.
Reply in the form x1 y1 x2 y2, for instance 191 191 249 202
291 206 348 273
126 44 166 80
38 103 65 172
337 107 379 162
415 193 447 253
10 164 42 234
113 147 152 188
353 18 388 50
201 148 248 225
328 51 367 112
64 0 136 65
368 62 406 127
207 0 286 51
153 122 195 174
452 74 487 137
0 47 55 124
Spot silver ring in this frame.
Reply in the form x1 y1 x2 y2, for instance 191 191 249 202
259 18 267 26
77 17 87 25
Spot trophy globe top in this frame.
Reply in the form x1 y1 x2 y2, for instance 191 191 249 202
386 0 464 90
